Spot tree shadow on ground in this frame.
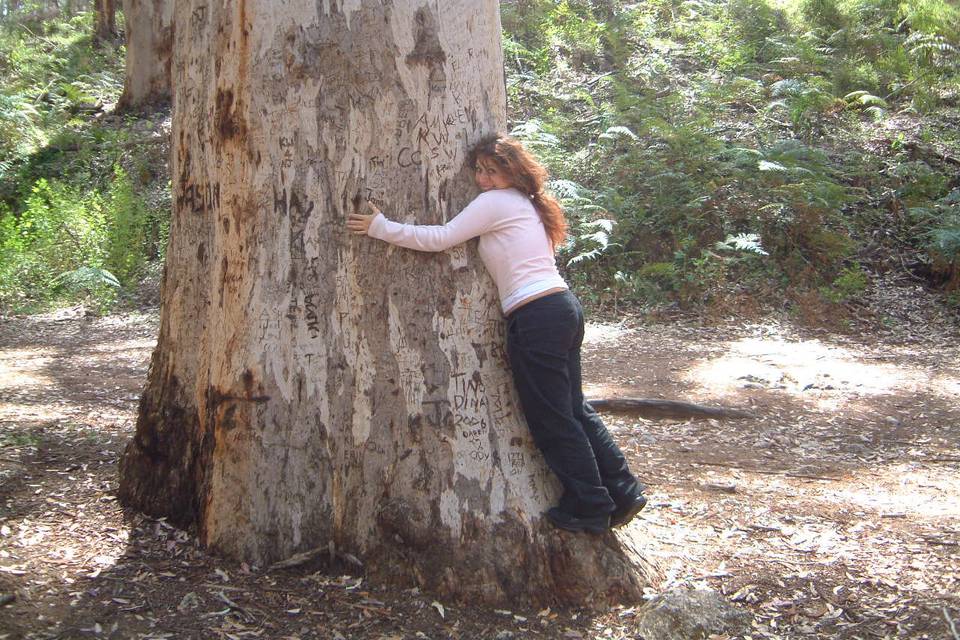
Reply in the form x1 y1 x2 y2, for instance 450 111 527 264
2 312 959 638
590 328 960 639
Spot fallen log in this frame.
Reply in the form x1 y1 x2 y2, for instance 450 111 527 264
588 398 755 420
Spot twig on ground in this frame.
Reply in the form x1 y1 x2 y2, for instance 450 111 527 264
944 607 960 640
268 547 324 570
923 535 959 547
216 591 257 623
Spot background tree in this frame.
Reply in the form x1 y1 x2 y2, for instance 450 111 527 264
93 0 116 43
116 0 172 111
1 0 23 19
118 0 657 607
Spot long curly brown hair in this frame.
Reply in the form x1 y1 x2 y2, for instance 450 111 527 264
468 135 568 249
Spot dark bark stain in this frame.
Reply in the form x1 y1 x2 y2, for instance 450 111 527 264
215 87 247 141
207 385 271 410
119 365 213 533
405 7 447 66
219 256 228 307
377 498 432 551
156 25 174 95
405 7 446 94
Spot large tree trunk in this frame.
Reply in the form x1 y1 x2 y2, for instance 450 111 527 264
94 0 117 43
119 0 658 607
117 0 173 111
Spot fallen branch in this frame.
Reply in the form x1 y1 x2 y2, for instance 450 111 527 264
690 460 839 481
589 397 755 420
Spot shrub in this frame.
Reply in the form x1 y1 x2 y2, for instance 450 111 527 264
820 264 870 302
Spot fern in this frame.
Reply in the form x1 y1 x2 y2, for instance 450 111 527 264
715 233 769 256
566 219 616 266
758 160 789 173
550 179 586 201
598 125 639 142
510 120 560 147
844 91 888 107
769 79 805 97
930 227 960 258
929 189 960 260
53 266 121 292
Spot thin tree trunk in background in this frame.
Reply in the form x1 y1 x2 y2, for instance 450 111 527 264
117 0 172 111
118 0 658 607
94 0 116 43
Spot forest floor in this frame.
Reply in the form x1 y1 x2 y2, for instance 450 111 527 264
0 293 958 640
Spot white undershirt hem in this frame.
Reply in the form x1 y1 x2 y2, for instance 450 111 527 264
502 277 569 315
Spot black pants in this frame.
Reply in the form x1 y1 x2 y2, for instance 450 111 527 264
506 289 643 518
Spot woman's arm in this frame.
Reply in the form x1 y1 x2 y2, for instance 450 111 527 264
346 193 499 252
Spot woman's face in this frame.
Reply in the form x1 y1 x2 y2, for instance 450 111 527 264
474 156 512 192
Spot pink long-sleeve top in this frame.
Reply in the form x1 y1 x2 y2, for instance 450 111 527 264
366 188 568 314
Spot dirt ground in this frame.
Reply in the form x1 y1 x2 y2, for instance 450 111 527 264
1 303 958 640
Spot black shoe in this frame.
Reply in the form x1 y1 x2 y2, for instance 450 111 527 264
544 507 610 534
610 494 647 528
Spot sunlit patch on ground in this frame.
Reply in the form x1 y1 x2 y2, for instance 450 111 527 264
582 322 632 346
822 465 960 519
0 351 56 391
684 334 954 411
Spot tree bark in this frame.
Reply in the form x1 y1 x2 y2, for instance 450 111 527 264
117 0 173 111
94 0 117 43
119 0 658 608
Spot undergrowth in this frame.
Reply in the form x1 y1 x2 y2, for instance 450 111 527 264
0 8 167 314
0 2 958 319
502 0 960 318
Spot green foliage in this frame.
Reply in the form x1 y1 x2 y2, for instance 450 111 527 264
0 167 158 312
0 177 103 309
503 0 959 315
103 166 150 284
926 188 960 288
800 0 847 32
1 0 955 321
0 428 42 449
820 264 870 302
0 12 123 160
53 266 121 312
0 10 167 313
891 160 949 204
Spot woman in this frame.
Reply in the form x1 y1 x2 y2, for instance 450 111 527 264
346 135 647 534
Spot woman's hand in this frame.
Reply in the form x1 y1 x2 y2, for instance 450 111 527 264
346 212 376 235
346 201 380 235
